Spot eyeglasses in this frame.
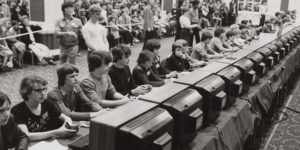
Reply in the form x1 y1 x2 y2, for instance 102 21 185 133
33 87 47 93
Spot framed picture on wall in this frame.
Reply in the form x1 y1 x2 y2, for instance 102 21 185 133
238 0 267 12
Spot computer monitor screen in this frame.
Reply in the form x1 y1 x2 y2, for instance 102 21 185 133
193 75 226 126
139 83 203 149
233 58 257 85
89 101 174 150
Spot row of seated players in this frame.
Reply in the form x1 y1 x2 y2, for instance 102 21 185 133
0 30 247 149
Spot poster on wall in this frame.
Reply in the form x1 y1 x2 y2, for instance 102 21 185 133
238 0 267 12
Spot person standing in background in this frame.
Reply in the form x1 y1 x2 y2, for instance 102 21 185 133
55 2 82 65
142 0 155 49
0 0 11 18
190 0 201 45
259 1 267 27
82 5 109 53
229 0 237 25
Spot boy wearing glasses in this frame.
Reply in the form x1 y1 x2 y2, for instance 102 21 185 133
0 91 29 150
11 76 77 141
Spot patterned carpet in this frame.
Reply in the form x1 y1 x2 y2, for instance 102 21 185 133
265 81 300 150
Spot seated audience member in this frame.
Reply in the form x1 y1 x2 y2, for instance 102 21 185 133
191 32 224 60
6 20 26 68
19 15 57 65
107 15 120 48
210 27 236 53
132 50 165 87
12 76 77 141
80 51 130 108
0 19 14 70
47 63 107 121
166 41 191 72
0 91 29 150
109 45 151 96
143 39 178 79
176 39 207 68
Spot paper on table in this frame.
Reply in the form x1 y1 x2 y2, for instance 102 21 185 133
29 140 67 150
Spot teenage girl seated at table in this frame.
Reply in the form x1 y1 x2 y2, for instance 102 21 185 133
132 50 165 87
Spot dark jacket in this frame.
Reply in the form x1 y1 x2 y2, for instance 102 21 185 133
19 24 42 49
166 54 191 72
1 115 29 150
132 65 164 87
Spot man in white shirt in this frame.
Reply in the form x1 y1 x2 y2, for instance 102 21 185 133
82 5 109 52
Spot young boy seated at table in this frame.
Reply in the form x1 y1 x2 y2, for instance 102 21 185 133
191 31 224 61
143 39 178 79
109 44 152 96
210 28 237 54
262 20 276 33
47 63 108 121
11 76 77 141
226 30 244 48
132 50 165 87
176 39 207 68
166 41 191 72
80 51 130 108
0 91 29 150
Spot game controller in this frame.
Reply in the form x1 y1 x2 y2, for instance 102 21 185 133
65 122 79 132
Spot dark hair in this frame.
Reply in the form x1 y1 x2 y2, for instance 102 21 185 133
239 24 248 30
56 63 79 86
11 20 19 26
61 2 74 14
111 44 131 62
176 39 188 47
275 12 281 17
172 42 183 53
201 31 213 41
226 31 236 38
241 20 249 25
214 28 225 37
0 91 11 107
137 50 154 65
88 51 112 72
143 39 161 52
19 76 48 101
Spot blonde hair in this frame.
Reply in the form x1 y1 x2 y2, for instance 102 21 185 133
88 4 102 15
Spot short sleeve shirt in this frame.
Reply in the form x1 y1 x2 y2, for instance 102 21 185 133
55 17 82 47
12 100 62 132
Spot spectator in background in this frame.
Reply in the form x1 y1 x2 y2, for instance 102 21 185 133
47 63 107 121
0 18 14 71
259 1 267 27
0 0 11 18
118 9 134 47
174 0 185 41
143 0 156 49
6 20 26 68
107 15 120 48
12 76 77 141
109 45 151 96
166 41 191 72
229 0 237 25
179 7 199 47
190 0 201 45
19 15 57 65
55 2 82 65
10 5 24 22
132 50 165 87
82 5 109 52
0 91 29 150
80 51 130 108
